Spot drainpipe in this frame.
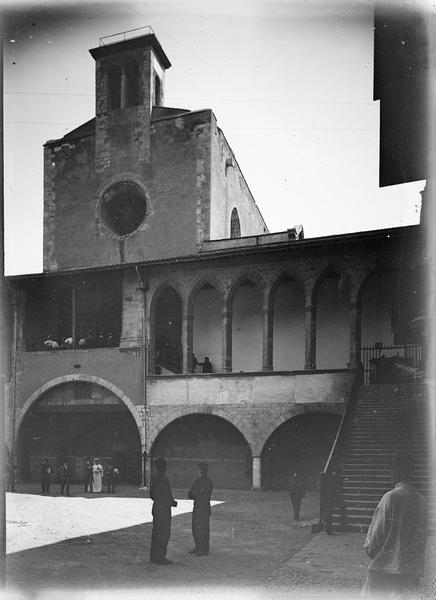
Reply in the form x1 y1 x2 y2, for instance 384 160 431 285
11 293 18 475
135 266 148 489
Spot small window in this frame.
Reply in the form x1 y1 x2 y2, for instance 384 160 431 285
154 74 161 106
230 208 241 238
107 65 121 110
125 61 140 106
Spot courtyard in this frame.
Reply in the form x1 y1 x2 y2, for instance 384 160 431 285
5 484 368 598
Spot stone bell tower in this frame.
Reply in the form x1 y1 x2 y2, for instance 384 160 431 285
89 27 171 177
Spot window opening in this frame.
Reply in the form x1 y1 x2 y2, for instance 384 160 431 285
230 208 241 238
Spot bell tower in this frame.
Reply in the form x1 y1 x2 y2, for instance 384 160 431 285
89 27 171 176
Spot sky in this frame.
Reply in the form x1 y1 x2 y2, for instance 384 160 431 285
3 0 426 275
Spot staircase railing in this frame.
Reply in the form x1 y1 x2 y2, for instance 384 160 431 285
316 368 363 528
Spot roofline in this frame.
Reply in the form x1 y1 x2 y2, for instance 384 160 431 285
7 224 421 282
89 33 171 69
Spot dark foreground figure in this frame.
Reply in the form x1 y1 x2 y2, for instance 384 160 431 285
289 470 305 520
149 458 178 565
188 462 213 556
362 452 427 597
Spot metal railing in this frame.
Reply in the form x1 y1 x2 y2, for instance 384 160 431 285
361 344 422 386
100 26 154 47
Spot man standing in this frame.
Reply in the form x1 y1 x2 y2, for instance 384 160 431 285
58 459 72 496
289 470 305 521
39 459 52 494
188 462 213 556
84 457 93 493
149 458 178 565
362 452 427 597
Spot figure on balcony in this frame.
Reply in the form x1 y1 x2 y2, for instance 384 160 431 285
44 334 59 350
202 357 213 373
78 334 87 348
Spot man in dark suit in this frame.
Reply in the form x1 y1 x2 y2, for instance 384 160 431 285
39 458 52 494
188 462 213 556
149 458 178 565
84 457 93 493
289 470 305 521
58 460 72 496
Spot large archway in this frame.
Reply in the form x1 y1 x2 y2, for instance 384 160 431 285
151 414 252 489
17 381 142 484
261 412 341 490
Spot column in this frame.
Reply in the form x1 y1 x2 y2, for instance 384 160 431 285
262 299 273 371
304 294 317 370
349 296 361 368
251 457 261 490
222 307 232 373
183 311 194 373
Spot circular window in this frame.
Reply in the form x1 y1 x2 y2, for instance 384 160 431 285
100 181 147 236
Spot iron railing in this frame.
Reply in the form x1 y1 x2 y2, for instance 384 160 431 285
361 344 422 386
100 26 154 47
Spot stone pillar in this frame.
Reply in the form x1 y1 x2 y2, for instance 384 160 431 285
262 299 273 371
304 294 317 370
184 312 194 373
251 457 261 490
120 272 143 350
222 308 233 373
349 295 362 368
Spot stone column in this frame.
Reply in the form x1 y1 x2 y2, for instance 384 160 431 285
304 294 317 370
184 312 194 373
222 307 233 373
251 457 261 490
349 294 362 368
262 298 273 371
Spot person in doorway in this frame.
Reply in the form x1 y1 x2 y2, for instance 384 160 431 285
149 458 178 565
84 457 93 493
362 452 427 597
58 459 72 496
92 458 104 493
40 458 52 494
289 470 306 521
188 462 213 556
202 357 213 373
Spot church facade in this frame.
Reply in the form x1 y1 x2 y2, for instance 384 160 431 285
6 29 424 490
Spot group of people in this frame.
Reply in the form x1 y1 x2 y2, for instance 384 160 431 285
288 454 428 598
149 458 213 565
39 457 119 496
42 330 116 351
192 355 213 373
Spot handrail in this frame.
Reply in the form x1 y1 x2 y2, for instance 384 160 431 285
317 367 363 526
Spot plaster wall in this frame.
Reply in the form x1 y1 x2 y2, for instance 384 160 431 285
273 280 305 370
316 276 350 369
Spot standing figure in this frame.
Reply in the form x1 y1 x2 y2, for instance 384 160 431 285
202 357 213 373
149 458 178 565
92 458 104 492
289 470 306 520
84 457 93 493
362 452 427 597
188 462 213 556
39 458 52 494
58 460 72 496
104 461 115 494
320 467 343 534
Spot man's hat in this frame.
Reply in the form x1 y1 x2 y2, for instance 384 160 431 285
198 462 208 472
155 458 167 469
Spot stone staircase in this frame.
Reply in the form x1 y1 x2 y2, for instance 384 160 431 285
334 383 431 531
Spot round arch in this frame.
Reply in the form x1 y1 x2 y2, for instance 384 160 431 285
260 410 342 490
150 411 253 489
16 374 143 445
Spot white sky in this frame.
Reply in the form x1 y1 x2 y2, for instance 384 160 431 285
3 0 425 275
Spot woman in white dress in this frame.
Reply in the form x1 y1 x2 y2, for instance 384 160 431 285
92 458 104 493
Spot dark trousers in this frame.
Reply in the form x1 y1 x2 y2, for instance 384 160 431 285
60 480 70 496
192 509 210 554
290 492 303 520
150 508 171 562
41 480 50 493
107 482 115 493
85 479 93 493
